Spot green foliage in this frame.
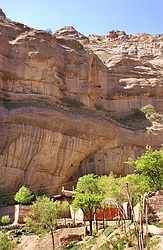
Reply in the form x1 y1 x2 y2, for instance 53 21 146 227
115 104 156 130
140 104 156 115
57 241 80 250
14 186 35 205
131 107 146 118
98 172 150 208
106 232 127 250
60 201 69 213
37 184 47 197
126 145 163 191
24 196 60 249
104 225 117 237
73 174 103 235
100 242 110 249
98 172 120 203
118 174 150 205
0 188 15 206
60 97 84 108
1 215 10 225
0 233 16 250
149 236 160 250
150 221 163 228
24 196 59 228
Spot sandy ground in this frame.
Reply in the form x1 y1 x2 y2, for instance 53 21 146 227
14 224 163 250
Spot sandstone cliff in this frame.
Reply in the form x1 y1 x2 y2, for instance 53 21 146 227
0 17 163 195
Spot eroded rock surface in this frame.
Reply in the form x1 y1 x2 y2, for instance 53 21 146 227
0 17 163 195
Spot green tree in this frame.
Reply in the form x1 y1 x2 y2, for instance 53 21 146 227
24 196 59 250
0 233 16 250
118 174 150 205
14 186 35 205
97 173 119 228
126 146 163 191
59 201 70 225
72 174 103 235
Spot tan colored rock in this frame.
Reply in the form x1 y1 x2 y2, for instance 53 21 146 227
0 20 163 195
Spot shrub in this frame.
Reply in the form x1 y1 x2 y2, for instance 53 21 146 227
104 225 117 237
0 188 15 206
14 186 35 205
94 104 104 111
131 108 145 118
60 97 84 108
0 233 16 250
140 104 156 115
1 215 10 225
37 184 47 197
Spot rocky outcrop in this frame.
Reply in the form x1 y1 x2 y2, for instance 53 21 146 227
0 18 163 195
0 9 6 18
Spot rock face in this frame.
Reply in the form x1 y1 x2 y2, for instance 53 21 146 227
0 9 6 18
0 19 163 195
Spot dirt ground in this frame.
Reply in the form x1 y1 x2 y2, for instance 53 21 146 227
15 227 85 250
14 224 163 250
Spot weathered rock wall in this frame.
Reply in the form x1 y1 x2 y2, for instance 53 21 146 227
0 19 163 195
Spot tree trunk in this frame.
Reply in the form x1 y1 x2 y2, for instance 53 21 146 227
89 220 93 236
102 208 105 229
50 228 55 250
95 212 98 232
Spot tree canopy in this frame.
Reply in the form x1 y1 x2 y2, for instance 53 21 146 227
72 174 103 235
14 186 34 205
126 145 163 191
24 196 60 250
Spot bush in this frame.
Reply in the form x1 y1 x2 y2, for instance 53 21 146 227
60 97 84 108
37 184 47 197
131 108 145 118
104 225 117 237
94 104 104 111
14 186 35 205
0 188 15 206
140 104 156 115
1 215 10 225
0 233 16 250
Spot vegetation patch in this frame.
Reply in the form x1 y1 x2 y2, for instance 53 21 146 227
0 188 15 206
94 103 104 111
115 104 156 130
0 233 16 250
60 97 84 108
104 225 117 237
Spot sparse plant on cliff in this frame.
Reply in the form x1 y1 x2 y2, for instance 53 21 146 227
60 97 84 108
94 103 104 111
14 186 35 205
140 104 156 115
